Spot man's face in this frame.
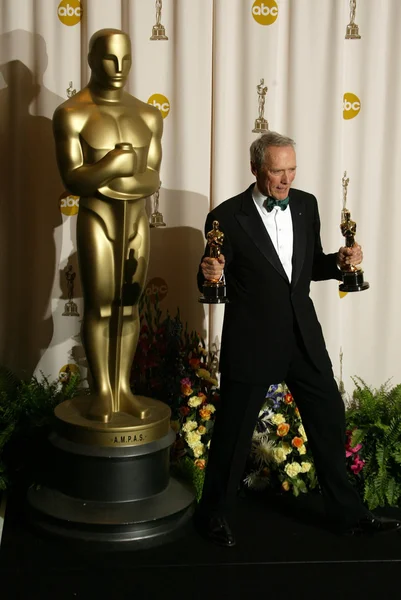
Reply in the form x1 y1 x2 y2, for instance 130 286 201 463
89 34 131 90
252 145 297 200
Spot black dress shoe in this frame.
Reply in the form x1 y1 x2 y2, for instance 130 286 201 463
341 514 401 536
194 513 236 547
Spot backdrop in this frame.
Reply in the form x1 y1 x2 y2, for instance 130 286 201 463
0 0 399 396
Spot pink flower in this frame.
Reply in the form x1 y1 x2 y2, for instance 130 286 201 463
345 442 362 458
180 377 191 386
350 454 365 475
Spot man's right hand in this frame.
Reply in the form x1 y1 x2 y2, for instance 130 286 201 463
107 146 137 177
201 254 225 281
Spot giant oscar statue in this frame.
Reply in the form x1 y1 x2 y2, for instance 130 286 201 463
27 29 193 544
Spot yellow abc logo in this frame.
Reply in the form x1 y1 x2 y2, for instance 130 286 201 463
145 277 168 303
57 0 83 26
343 93 361 120
59 192 80 216
147 94 170 118
59 363 80 382
252 0 279 25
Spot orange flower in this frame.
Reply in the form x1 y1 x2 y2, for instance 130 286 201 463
261 467 270 477
277 423 290 437
198 392 207 403
282 481 291 492
284 393 293 404
294 407 300 417
179 406 190 417
292 436 304 449
199 408 212 420
189 358 200 370
194 459 206 470
181 383 193 396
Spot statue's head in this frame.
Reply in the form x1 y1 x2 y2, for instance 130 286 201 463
88 29 131 90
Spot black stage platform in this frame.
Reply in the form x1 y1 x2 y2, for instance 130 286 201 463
1 487 401 599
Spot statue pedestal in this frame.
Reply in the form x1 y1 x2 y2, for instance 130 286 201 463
27 408 195 546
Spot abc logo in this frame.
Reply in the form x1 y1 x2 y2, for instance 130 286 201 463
252 0 279 25
58 0 83 26
343 93 361 120
145 277 168 303
147 94 170 119
59 193 80 216
59 363 80 383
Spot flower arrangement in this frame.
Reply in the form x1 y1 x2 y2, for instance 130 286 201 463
244 383 318 497
131 295 219 499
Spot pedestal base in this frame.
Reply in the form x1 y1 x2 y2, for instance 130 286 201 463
150 26 168 40
345 24 361 39
339 269 370 292
252 118 269 134
26 430 195 546
199 282 228 304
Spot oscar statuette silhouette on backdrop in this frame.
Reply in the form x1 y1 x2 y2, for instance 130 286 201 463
27 29 194 544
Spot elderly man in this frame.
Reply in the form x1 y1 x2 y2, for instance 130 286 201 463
195 131 400 546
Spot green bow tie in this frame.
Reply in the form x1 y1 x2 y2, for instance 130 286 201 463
265 196 290 212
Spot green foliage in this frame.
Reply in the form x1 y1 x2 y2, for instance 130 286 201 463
346 377 401 510
172 456 206 502
0 368 83 491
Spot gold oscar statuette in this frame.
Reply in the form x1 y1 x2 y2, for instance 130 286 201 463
150 0 168 41
62 264 79 317
252 78 269 134
52 28 170 442
339 172 369 292
149 183 166 227
28 28 194 545
199 220 228 304
345 0 361 39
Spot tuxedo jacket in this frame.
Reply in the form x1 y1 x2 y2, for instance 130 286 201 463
197 184 342 385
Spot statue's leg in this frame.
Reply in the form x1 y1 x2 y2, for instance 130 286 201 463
116 202 151 418
77 204 114 423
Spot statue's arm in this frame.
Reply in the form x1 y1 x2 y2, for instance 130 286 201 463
53 107 134 197
133 107 163 193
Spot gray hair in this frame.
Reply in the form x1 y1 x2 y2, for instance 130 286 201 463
250 131 295 172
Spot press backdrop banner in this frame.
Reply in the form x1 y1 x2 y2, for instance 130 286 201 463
0 0 400 395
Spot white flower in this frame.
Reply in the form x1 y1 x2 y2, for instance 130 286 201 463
182 420 198 433
284 462 302 478
252 440 274 465
185 431 201 447
188 396 203 408
271 413 285 425
301 462 312 473
298 445 307 455
298 424 308 441
243 472 270 491
193 443 205 458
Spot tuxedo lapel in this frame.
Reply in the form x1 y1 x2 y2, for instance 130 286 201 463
290 191 306 289
235 186 289 282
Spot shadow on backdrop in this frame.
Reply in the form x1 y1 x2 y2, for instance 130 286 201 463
0 30 64 378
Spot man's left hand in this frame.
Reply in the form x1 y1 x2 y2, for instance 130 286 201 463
338 243 363 269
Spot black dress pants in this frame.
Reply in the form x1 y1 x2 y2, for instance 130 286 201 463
198 333 367 527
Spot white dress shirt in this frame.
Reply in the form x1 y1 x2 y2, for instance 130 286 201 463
252 184 293 282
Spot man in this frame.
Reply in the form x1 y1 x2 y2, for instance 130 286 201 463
196 131 400 546
53 29 163 423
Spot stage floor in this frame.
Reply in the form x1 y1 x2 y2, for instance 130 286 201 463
1 488 401 599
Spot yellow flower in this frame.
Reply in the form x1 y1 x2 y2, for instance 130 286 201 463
281 442 293 455
272 447 287 464
204 403 216 413
284 462 302 478
301 462 312 473
298 424 307 441
298 445 307 455
271 413 285 425
197 368 211 379
188 395 203 408
182 420 198 433
197 425 207 435
185 431 201 447
193 444 205 458
282 481 291 492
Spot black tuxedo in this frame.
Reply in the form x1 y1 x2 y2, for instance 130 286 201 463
197 183 366 526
